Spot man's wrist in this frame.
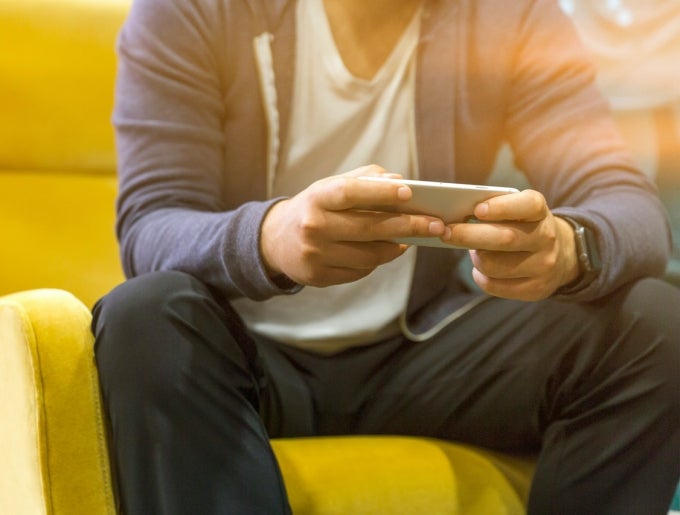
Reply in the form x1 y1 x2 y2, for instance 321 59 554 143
555 216 580 288
260 199 286 278
556 216 602 294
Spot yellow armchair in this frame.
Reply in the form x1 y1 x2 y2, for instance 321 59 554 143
0 290 533 514
0 1 534 513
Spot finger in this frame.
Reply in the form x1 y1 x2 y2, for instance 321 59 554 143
471 267 552 302
340 164 403 179
321 240 407 269
473 189 548 223
444 221 539 251
468 248 561 281
312 175 413 211
323 210 448 242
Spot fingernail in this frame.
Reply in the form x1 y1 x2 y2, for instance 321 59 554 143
444 227 452 240
429 221 444 235
476 202 489 218
397 186 411 200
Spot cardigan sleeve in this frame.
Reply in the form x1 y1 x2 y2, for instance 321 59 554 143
113 0 297 300
504 0 672 301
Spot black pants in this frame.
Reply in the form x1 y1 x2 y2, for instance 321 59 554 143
92 271 680 515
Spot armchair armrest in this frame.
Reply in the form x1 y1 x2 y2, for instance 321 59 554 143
0 289 114 515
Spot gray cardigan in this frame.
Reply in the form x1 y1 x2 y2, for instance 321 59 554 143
113 0 671 336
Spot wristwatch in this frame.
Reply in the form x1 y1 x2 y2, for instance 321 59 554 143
557 216 602 293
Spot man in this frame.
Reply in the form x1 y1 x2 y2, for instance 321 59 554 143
93 0 680 513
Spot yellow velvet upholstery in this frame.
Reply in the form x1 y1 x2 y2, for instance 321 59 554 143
274 436 533 514
0 0 127 307
0 171 122 309
0 0 534 513
0 0 129 173
0 290 115 515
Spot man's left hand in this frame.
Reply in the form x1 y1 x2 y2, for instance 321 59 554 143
442 189 580 301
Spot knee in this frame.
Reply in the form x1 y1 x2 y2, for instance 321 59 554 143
92 271 219 401
93 270 209 351
618 278 680 417
621 277 680 331
93 270 209 331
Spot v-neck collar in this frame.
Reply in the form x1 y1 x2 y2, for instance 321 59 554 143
310 0 424 87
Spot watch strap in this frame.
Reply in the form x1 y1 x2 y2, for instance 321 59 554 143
557 216 601 294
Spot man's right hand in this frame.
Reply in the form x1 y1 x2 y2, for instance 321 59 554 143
260 165 449 287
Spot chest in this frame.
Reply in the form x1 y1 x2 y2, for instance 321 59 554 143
321 0 423 80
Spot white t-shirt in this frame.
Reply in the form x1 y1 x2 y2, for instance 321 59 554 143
232 0 422 353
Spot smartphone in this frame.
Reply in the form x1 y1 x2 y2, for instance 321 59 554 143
359 176 519 248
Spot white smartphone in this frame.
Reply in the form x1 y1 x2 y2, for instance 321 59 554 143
359 176 519 248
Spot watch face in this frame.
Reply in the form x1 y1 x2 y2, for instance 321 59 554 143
581 224 602 273
574 226 594 272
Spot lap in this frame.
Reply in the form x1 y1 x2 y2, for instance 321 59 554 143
257 278 680 453
93 272 680 513
95 271 679 455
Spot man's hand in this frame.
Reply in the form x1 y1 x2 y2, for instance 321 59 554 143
442 189 580 301
260 165 448 287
